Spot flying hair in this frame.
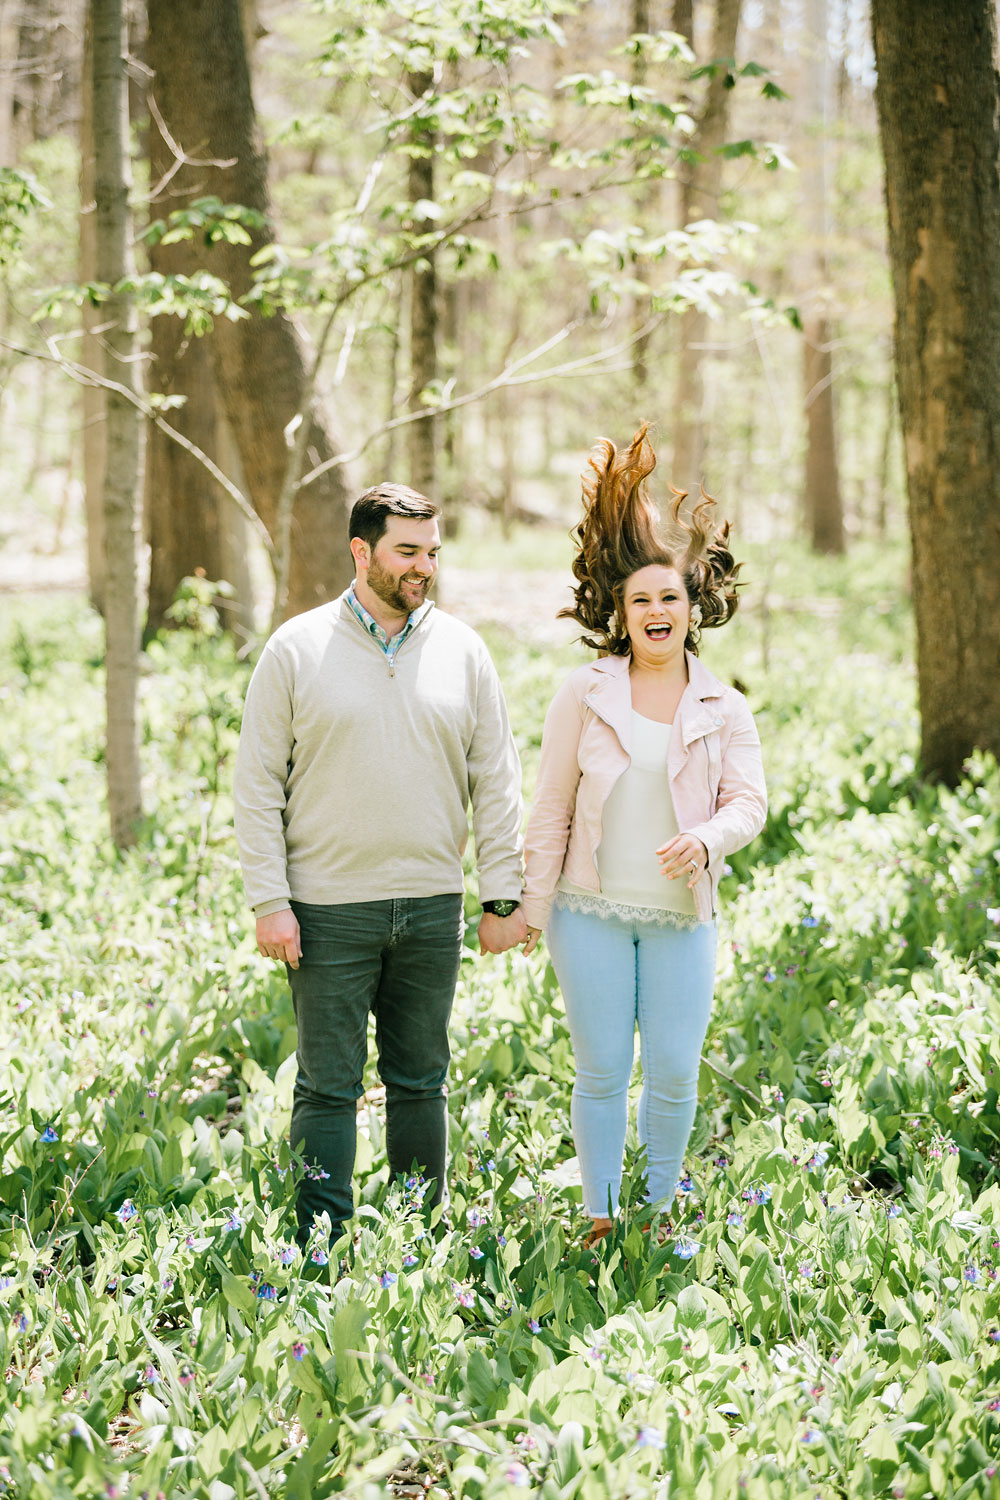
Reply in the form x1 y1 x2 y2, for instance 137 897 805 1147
558 423 743 656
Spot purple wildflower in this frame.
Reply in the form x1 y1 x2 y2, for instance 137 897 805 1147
467 1207 486 1227
402 1253 418 1267
763 969 776 983
114 1199 137 1225
378 1271 398 1289
291 1342 306 1361
673 1239 701 1259
988 1329 1000 1343
727 1212 744 1227
40 1126 58 1144
255 1282 278 1301
454 1285 475 1309
222 1212 243 1234
469 1246 484 1260
677 1175 694 1194
13 1313 27 1332
310 1248 329 1266
528 1319 541 1333
276 1246 298 1265
504 1463 530 1487
964 1265 980 1285
636 1426 665 1450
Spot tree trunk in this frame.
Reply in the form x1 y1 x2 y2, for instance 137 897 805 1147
872 0 1000 782
80 6 107 615
143 6 256 636
801 0 844 553
672 0 693 45
0 1 20 166
407 69 437 500
145 0 354 621
92 0 143 846
630 0 656 399
670 0 740 496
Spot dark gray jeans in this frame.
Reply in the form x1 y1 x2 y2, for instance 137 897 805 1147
287 894 465 1240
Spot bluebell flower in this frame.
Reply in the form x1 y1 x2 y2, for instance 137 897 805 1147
799 1262 814 1279
310 1248 329 1266
677 1174 694 1194
807 1148 829 1173
497 1233 507 1247
40 1126 58 1144
528 1318 541 1333
802 915 819 928
143 1365 158 1384
402 1253 418 1267
454 1285 474 1308
378 1271 397 1288
0 1277 14 1291
504 1463 530 1487
276 1246 297 1265
727 1212 744 1227
480 1158 496 1174
886 1202 902 1219
636 1426 666 1450
291 1341 306 1361
763 969 776 983
222 1212 243 1234
468 1207 486 1227
114 1200 137 1225
12 1313 27 1332
161 1276 174 1291
255 1282 278 1301
964 1265 980 1285
469 1245 484 1260
673 1239 701 1259
801 1429 820 1444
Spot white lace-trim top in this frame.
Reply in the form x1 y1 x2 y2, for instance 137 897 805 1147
553 887 709 931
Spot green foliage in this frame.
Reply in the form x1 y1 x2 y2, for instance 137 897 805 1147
2 556 1000 1495
0 166 49 268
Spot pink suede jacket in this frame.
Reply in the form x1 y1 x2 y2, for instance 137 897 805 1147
522 651 767 929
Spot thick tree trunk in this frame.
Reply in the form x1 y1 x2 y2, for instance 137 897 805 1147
671 0 740 495
801 0 844 553
145 0 354 620
407 70 437 500
92 0 143 846
873 0 1000 781
672 0 693 45
144 6 255 636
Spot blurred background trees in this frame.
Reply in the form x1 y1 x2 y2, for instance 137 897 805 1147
2 0 998 836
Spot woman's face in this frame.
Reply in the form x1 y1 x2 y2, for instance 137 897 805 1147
622 564 690 663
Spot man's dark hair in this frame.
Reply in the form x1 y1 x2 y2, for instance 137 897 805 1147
349 483 440 550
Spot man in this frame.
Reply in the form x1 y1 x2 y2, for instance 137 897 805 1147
234 483 526 1243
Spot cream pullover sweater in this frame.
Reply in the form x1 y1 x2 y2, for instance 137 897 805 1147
233 593 523 914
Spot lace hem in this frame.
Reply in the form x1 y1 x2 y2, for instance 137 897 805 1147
553 889 708 931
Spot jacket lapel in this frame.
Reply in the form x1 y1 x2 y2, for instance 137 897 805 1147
582 656 633 754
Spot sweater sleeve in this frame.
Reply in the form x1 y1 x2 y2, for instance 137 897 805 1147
466 650 524 903
684 694 767 872
233 643 295 911
521 676 584 930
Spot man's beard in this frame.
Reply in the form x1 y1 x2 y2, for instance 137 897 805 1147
367 555 431 615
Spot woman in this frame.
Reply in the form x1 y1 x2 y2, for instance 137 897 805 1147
522 424 767 1244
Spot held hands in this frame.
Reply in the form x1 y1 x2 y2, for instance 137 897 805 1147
657 834 709 889
478 907 528 956
256 909 302 969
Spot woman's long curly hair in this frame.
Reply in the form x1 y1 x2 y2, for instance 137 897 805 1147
558 423 743 656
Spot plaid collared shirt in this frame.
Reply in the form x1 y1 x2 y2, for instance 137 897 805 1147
346 583 432 661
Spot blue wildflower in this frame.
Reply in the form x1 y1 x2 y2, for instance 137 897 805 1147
989 1329 1000 1344
468 1207 486 1227
727 1212 744 1227
504 1463 530 1487
114 1200 137 1224
469 1245 484 1261
13 1313 27 1332
276 1246 297 1265
0 1277 13 1291
763 969 776 983
636 1426 666 1450
222 1212 243 1234
40 1126 58 1144
799 1262 815 1279
802 915 819 928
801 1429 820 1444
480 1158 497 1173
807 1148 829 1173
677 1174 694 1194
291 1341 306 1361
143 1365 158 1384
964 1265 980 1285
378 1271 397 1288
497 1233 507 1247
528 1318 541 1333
255 1282 278 1301
310 1248 329 1266
402 1253 418 1267
673 1239 701 1259
453 1283 474 1308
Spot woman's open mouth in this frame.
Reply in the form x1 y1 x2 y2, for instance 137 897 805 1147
645 623 671 639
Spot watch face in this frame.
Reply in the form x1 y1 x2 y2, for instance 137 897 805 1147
488 900 518 917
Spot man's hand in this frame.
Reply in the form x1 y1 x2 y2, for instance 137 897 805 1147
478 907 528 955
256 909 302 969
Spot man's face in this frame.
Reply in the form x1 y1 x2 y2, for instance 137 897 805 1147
362 515 441 615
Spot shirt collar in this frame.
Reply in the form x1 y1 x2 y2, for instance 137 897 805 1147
346 581 433 645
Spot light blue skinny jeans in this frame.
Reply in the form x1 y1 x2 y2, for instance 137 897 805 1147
546 898 718 1217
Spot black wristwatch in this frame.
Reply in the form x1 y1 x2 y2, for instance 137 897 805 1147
482 899 520 918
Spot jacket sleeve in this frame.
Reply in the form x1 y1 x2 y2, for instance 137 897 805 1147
685 694 767 872
466 650 524 903
233 643 294 913
522 676 584 930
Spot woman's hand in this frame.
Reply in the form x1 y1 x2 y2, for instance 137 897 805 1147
524 926 542 956
656 834 709 889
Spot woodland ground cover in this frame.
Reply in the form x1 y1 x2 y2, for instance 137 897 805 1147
1 539 1000 1499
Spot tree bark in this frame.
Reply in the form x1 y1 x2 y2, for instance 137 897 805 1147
872 0 1000 781
407 69 437 500
143 6 255 636
80 7 107 614
670 0 740 495
145 0 354 621
92 0 143 846
801 0 844 553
